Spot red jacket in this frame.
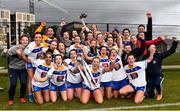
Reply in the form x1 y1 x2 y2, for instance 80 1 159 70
137 37 163 55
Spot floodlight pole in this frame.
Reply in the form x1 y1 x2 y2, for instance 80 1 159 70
29 0 35 14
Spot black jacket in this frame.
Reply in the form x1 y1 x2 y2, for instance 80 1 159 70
146 40 178 79
122 38 145 66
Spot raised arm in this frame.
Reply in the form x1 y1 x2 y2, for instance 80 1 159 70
56 18 67 38
117 34 123 55
145 36 165 46
80 18 91 32
146 11 152 40
34 22 46 33
159 37 178 59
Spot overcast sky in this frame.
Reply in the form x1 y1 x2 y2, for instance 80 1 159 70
1 0 180 40
1 0 180 25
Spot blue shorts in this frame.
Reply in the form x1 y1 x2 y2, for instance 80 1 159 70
26 63 35 69
130 84 146 92
66 81 83 89
112 78 128 90
100 81 113 88
32 85 49 92
49 83 66 91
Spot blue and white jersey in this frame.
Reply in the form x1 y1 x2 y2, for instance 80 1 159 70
123 40 132 46
99 56 110 68
24 41 44 61
89 65 104 87
32 59 53 87
47 65 68 86
111 55 127 81
88 47 99 58
99 56 113 82
65 59 82 84
124 60 147 87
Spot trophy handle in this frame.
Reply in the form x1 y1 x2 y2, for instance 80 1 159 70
82 60 98 88
80 18 86 28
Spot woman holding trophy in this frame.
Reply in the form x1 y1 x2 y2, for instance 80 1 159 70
79 57 114 104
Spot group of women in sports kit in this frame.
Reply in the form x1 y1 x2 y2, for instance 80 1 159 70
3 12 178 105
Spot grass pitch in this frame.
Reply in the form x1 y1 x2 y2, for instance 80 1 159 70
0 70 180 110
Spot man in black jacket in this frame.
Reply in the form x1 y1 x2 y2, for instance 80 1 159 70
146 37 178 100
121 37 145 66
137 11 152 40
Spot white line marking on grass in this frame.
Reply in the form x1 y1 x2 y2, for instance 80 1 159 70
87 102 180 110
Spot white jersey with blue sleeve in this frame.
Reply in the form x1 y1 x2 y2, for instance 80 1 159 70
32 59 53 87
24 41 44 61
89 65 105 88
112 55 127 81
99 56 113 82
65 59 82 84
124 60 148 87
47 65 68 86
